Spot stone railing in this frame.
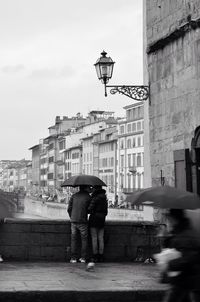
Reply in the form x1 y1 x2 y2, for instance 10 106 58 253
0 219 161 261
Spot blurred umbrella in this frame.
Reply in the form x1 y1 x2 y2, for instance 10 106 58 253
61 174 107 187
126 186 200 209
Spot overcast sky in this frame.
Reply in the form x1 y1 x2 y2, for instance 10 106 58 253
0 0 143 160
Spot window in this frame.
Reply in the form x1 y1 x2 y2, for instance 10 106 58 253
128 174 131 189
40 169 46 175
128 154 131 167
40 180 47 187
48 173 54 180
132 137 136 147
138 136 141 147
48 143 54 150
137 121 142 131
142 121 144 130
49 156 54 163
127 123 131 133
138 106 144 118
132 174 136 188
133 107 138 119
138 173 142 189
120 155 124 167
127 109 131 120
132 122 136 132
120 139 124 149
72 152 79 159
137 153 142 166
59 140 65 150
40 158 46 164
120 125 125 134
127 139 132 148
132 153 136 166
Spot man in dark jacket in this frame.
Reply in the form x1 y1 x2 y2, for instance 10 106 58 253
67 185 91 263
88 185 108 262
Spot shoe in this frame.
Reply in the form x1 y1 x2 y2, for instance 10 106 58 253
79 258 86 263
70 258 77 263
0 255 3 262
86 262 95 271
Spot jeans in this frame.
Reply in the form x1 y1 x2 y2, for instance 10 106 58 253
90 227 104 255
70 223 88 259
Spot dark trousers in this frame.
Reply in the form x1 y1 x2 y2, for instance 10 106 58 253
70 223 88 259
163 286 200 302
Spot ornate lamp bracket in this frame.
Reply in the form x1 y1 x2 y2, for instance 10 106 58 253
106 85 149 101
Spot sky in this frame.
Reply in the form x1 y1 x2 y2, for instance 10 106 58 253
0 0 143 160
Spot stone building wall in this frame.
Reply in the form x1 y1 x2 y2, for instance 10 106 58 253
145 0 200 186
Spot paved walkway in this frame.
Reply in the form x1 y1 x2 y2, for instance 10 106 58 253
0 262 167 301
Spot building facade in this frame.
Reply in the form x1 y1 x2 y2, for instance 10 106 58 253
0 160 31 192
145 0 200 193
117 102 144 200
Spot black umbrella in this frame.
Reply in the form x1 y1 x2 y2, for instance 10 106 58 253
61 174 107 187
126 186 200 209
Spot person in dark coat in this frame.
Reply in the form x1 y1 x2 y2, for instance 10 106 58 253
67 185 91 263
160 209 200 302
88 185 108 262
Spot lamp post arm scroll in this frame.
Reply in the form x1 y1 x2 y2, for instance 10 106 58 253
94 51 150 101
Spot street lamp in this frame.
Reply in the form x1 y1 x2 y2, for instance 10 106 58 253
94 51 149 101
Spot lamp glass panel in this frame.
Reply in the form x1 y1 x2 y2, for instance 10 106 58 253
100 65 109 77
95 64 101 80
107 63 114 78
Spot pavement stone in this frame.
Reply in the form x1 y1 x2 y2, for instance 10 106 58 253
0 262 167 302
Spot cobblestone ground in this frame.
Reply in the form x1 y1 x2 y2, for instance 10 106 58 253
0 262 167 302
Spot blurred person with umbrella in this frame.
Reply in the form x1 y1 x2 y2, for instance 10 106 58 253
126 186 200 301
66 185 92 263
158 208 200 302
126 186 200 210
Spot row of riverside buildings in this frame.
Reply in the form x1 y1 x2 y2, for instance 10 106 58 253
0 102 144 205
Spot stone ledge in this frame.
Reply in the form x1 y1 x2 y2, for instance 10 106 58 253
0 219 160 261
0 290 165 302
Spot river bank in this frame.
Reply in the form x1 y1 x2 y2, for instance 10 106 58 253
23 197 154 221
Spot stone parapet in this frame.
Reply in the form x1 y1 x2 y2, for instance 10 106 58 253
0 219 160 261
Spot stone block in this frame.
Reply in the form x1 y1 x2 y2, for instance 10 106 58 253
40 246 66 260
0 232 30 246
40 233 68 247
1 245 28 260
28 246 41 259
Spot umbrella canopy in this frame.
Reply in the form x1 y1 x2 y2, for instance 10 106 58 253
61 174 107 187
126 186 200 209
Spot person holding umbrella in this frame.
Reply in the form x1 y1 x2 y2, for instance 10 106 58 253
157 208 200 302
126 185 200 301
67 185 91 263
88 185 108 262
